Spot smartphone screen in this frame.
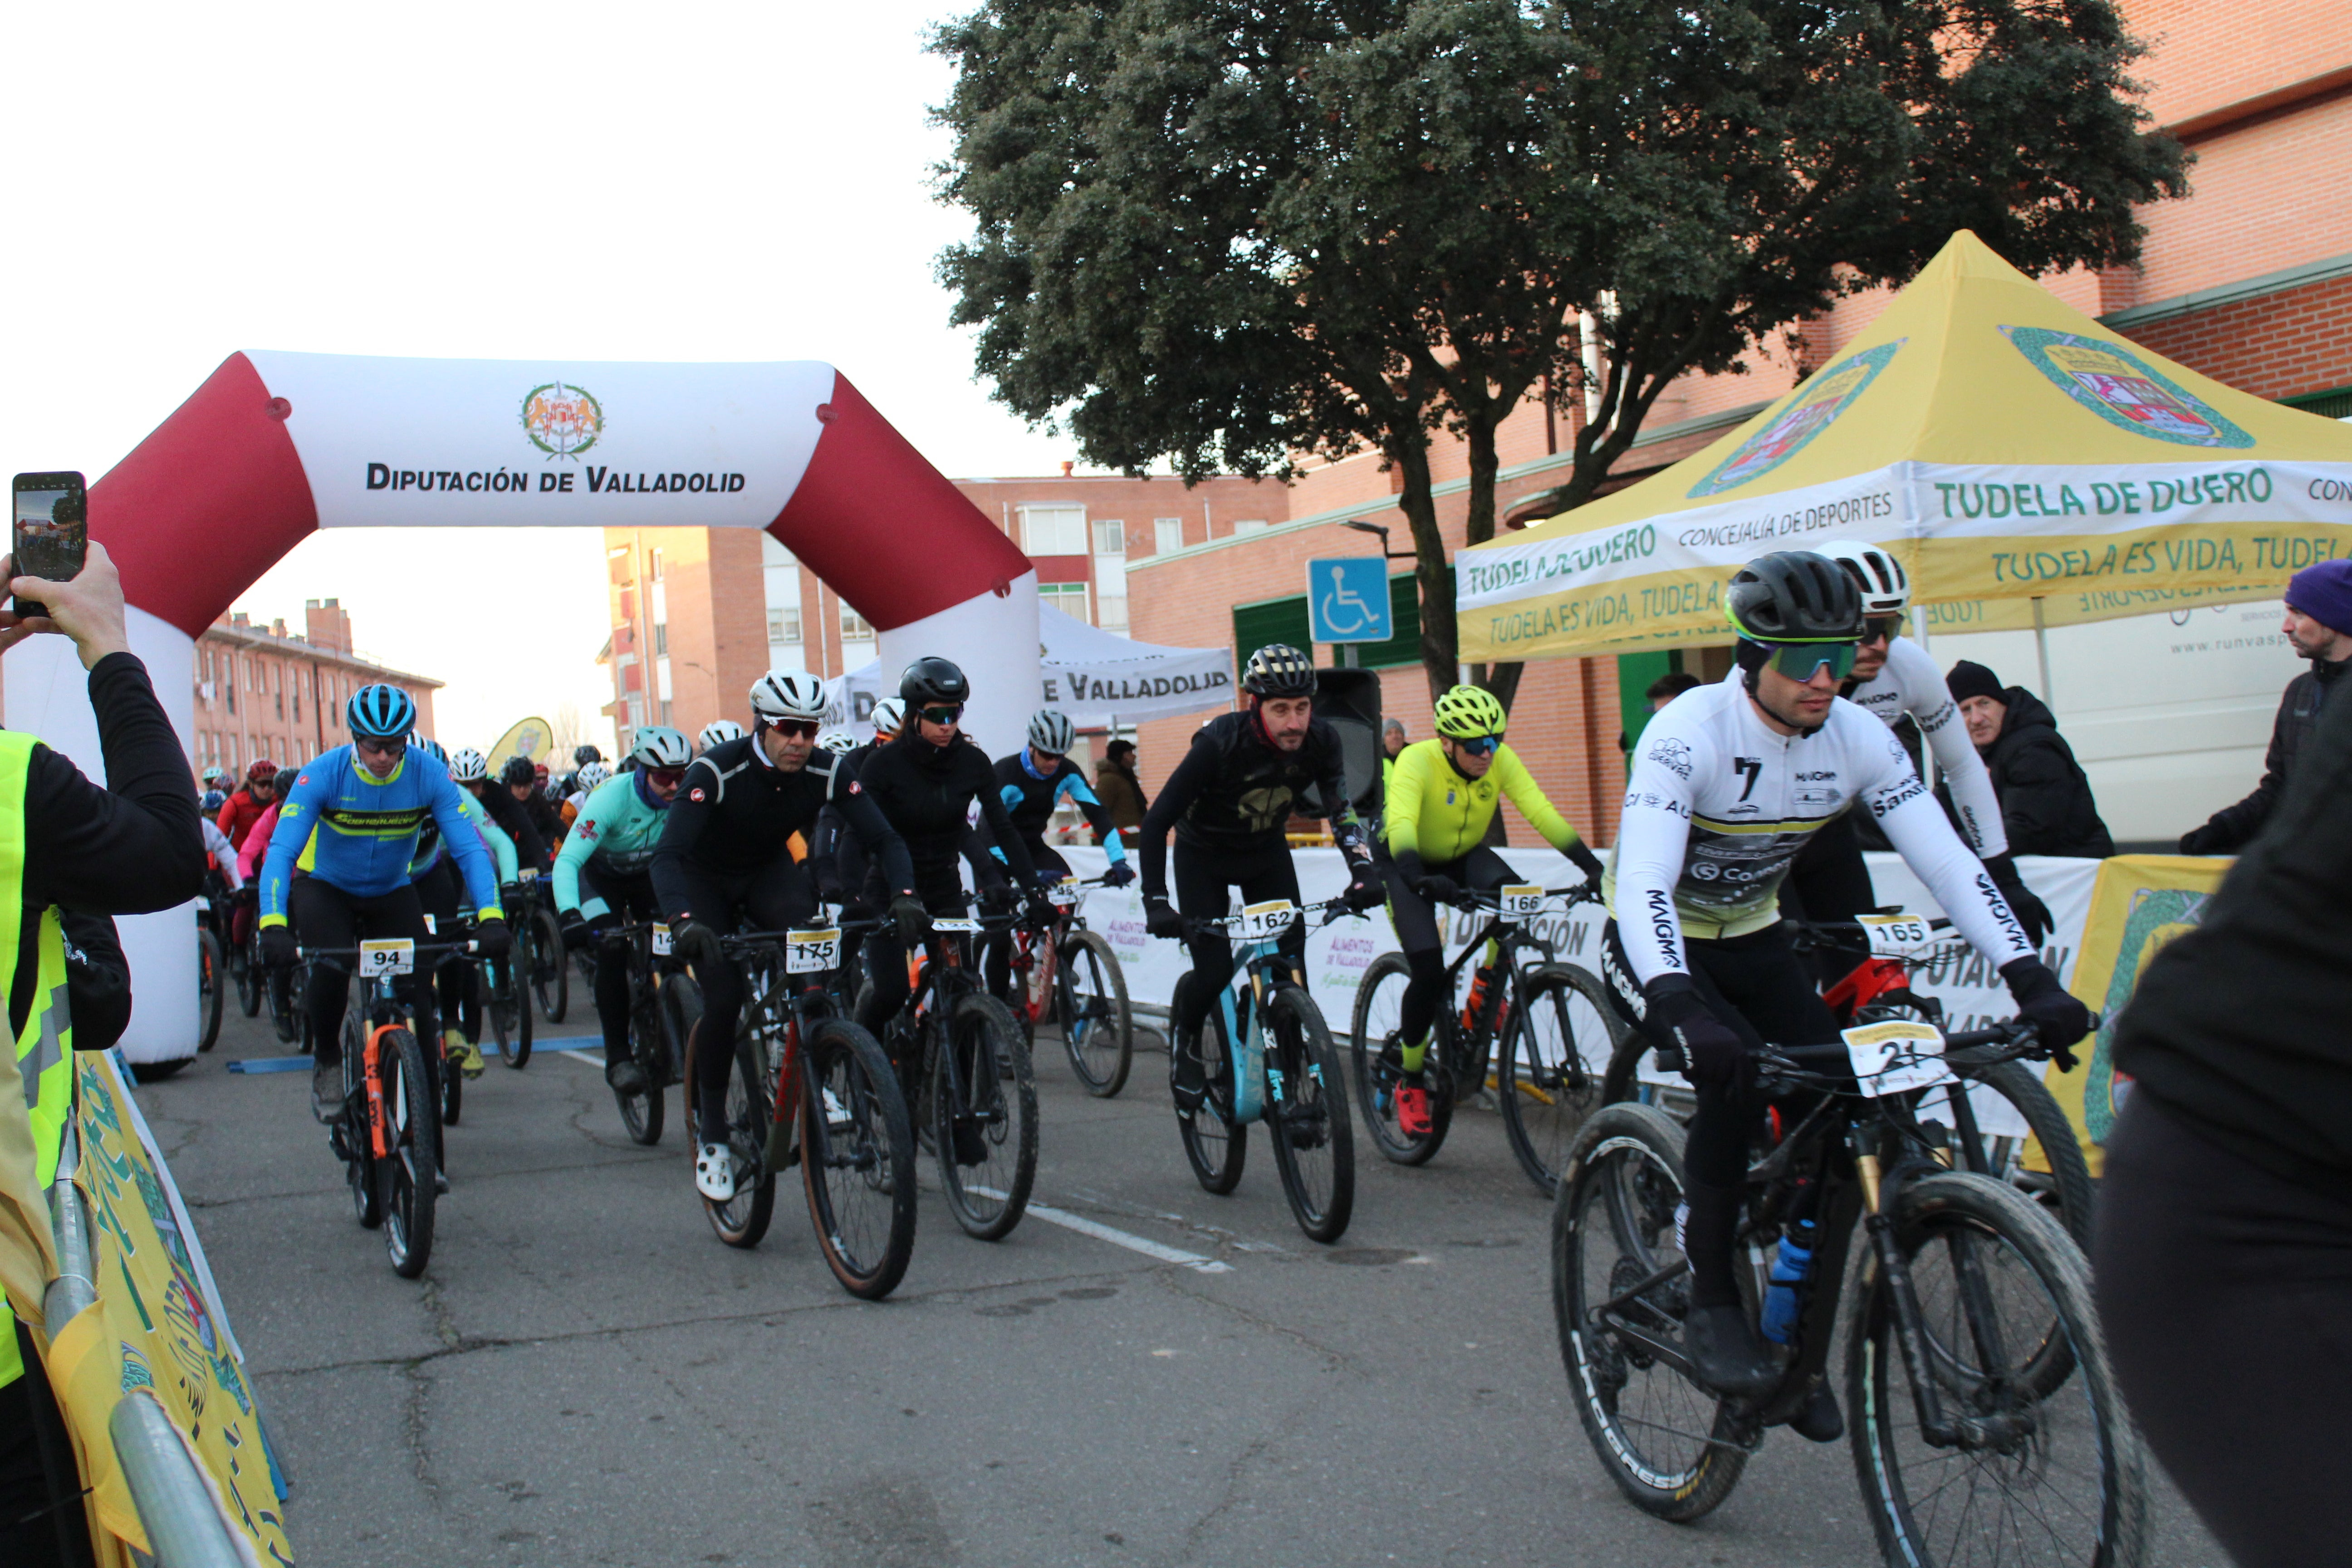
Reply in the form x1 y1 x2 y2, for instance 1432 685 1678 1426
12 470 88 619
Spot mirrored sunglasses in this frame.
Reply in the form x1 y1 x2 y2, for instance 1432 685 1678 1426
1862 615 1903 645
1454 734 1502 756
647 768 686 788
920 704 964 725
770 719 820 740
1764 641 1859 682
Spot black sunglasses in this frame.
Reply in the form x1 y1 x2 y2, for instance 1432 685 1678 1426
919 704 964 725
769 719 819 740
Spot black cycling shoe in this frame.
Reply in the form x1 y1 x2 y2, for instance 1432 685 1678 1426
1682 1305 1779 1399
951 1119 989 1166
1788 1383 1842 1443
604 1056 647 1096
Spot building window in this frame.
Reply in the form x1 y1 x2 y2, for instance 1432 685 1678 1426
654 622 668 656
768 604 802 644
1039 582 1090 622
841 606 875 641
1093 519 1126 556
661 701 673 726
1232 519 1269 536
1019 505 1088 556
1098 595 1129 633
1154 518 1185 554
647 548 664 582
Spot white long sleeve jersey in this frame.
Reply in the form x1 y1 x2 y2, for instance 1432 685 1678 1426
1844 635 2007 858
1607 680 2035 985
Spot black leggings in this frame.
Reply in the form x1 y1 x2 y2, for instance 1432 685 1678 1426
2096 1094 2352 1568
579 861 660 1057
670 855 817 1141
1172 841 1304 1036
411 858 479 1044
856 870 973 1066
1377 844 1519 1058
291 877 436 1060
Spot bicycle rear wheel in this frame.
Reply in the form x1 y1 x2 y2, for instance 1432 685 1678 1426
802 1019 917 1298
615 977 676 1146
374 1028 440 1279
531 905 568 1022
1848 1171 2147 1568
1264 985 1352 1243
935 994 1037 1241
1055 930 1132 1097
1939 1060 2096 1252
1171 973 1245 1194
700 1031 776 1248
1498 964 1614 1196
235 932 263 1017
1554 1101 1748 1522
1348 951 1453 1165
197 929 225 1052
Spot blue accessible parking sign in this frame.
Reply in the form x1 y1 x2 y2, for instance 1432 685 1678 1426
1308 558 1392 644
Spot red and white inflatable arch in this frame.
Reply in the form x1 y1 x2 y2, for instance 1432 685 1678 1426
5 352 1040 1061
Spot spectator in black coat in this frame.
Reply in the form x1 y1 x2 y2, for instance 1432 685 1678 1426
2178 559 2352 854
1945 662 2113 859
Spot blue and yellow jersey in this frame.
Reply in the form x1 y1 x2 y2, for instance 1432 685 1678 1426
259 745 504 925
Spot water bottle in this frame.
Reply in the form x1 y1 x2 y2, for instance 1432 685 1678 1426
1759 1220 1817 1345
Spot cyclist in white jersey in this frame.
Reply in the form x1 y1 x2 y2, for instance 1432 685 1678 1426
1600 551 2090 1416
1782 540 2053 946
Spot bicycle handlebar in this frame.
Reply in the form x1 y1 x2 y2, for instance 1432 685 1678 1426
1184 897 1352 938
1748 1012 2100 1095
1450 882 1602 912
296 938 482 961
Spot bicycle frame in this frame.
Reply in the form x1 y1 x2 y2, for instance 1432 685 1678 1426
722 921 882 1177
1201 900 1342 1125
1432 887 1592 1079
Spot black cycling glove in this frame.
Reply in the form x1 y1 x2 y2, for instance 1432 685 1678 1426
1101 862 1137 889
1342 858 1385 912
1983 853 2052 950
472 918 512 961
1642 975 1748 1086
889 895 931 946
673 919 726 975
2000 957 2091 1073
260 925 297 968
1412 873 1460 906
558 908 594 950
1144 896 1186 940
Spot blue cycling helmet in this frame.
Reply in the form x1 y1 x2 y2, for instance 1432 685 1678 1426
348 683 416 739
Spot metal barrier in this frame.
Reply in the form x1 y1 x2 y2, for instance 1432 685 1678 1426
42 1121 249 1568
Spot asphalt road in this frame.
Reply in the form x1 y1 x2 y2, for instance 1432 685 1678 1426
135 999 2228 1568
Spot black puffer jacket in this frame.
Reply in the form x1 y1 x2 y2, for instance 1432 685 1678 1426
1977 688 2112 858
2181 656 2351 854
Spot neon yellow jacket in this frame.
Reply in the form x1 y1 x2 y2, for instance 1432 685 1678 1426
1382 738 1583 863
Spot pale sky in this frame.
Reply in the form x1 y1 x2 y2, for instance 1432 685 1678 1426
1 0 1087 751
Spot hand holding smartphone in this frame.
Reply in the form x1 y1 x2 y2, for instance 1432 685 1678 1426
13 470 89 618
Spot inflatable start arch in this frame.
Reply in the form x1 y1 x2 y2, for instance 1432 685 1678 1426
5 352 1042 1060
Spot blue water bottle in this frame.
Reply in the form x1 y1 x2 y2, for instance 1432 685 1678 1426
1759 1219 1817 1345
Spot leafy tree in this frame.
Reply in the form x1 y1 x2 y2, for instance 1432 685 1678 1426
933 0 2185 706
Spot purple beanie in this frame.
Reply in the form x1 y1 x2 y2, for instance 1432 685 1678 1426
2285 559 2352 638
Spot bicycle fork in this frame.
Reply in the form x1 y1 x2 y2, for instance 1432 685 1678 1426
763 1024 805 1174
364 1020 396 1159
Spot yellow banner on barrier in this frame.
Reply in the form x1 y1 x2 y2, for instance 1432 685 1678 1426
45 1052 294 1565
2051 853 2230 1176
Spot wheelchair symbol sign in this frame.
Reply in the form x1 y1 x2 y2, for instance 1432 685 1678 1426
1308 558 1393 643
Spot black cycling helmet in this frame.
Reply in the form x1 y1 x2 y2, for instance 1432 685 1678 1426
502 755 538 787
1725 551 1865 643
899 656 970 708
573 744 603 765
1241 643 1316 699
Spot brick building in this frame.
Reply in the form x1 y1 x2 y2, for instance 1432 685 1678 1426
190 598 441 780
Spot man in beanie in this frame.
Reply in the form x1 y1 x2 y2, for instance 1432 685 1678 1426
2179 559 2352 854
1945 661 2113 858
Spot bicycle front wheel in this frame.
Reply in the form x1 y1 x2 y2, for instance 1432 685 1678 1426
1171 974 1245 1194
1498 964 1614 1196
701 1032 775 1249
197 929 225 1052
531 904 569 1022
1348 951 1452 1166
1941 1060 2097 1253
235 931 263 1017
935 994 1037 1241
615 978 675 1146
802 1019 917 1298
374 1028 440 1279
1055 930 1132 1097
1555 1101 1747 1522
1264 985 1352 1243
1847 1171 2147 1568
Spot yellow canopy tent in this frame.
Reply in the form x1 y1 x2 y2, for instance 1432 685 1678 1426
1456 230 2352 662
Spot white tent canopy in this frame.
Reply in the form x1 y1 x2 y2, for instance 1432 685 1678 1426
824 605 1233 735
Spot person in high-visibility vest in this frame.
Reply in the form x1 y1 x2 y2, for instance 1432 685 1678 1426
0 540 205 1568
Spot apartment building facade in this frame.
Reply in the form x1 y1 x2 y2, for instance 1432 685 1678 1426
190 598 441 779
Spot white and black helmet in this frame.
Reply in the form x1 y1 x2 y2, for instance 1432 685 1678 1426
698 719 747 751
749 669 828 724
817 729 857 755
628 725 692 770
1028 708 1075 755
449 747 490 783
1815 539 1911 617
1242 643 1317 699
575 761 611 793
870 697 906 738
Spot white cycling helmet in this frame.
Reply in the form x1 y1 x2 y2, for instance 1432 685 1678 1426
816 729 857 755
628 725 692 770
749 669 828 724
575 761 611 793
698 719 747 751
1028 708 1075 755
1815 539 1911 616
869 696 906 739
449 747 489 783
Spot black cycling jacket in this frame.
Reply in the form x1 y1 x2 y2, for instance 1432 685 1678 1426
1139 710 1364 898
471 779 550 869
854 731 1038 889
651 736 912 922
2181 655 2349 853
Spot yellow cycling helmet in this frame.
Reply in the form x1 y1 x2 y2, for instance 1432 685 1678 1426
1432 684 1507 740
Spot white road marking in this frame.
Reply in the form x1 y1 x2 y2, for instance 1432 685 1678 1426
973 1190 1232 1274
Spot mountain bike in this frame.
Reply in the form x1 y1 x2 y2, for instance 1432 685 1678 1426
195 888 228 1054
304 936 477 1279
870 909 1038 1241
1557 1016 2146 1564
474 872 539 1068
1169 898 1354 1243
1350 883 1616 1192
1599 911 2097 1250
599 922 693 1145
995 874 1133 1096
664 919 918 1297
514 876 571 1024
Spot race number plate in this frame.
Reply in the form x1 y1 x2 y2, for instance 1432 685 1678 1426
931 917 981 935
519 867 538 883
358 938 415 977
421 913 437 935
786 929 841 975
1498 884 1545 921
1049 877 1082 908
651 923 673 956
1857 912 1935 955
1235 900 1297 942
1843 1020 1954 1097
